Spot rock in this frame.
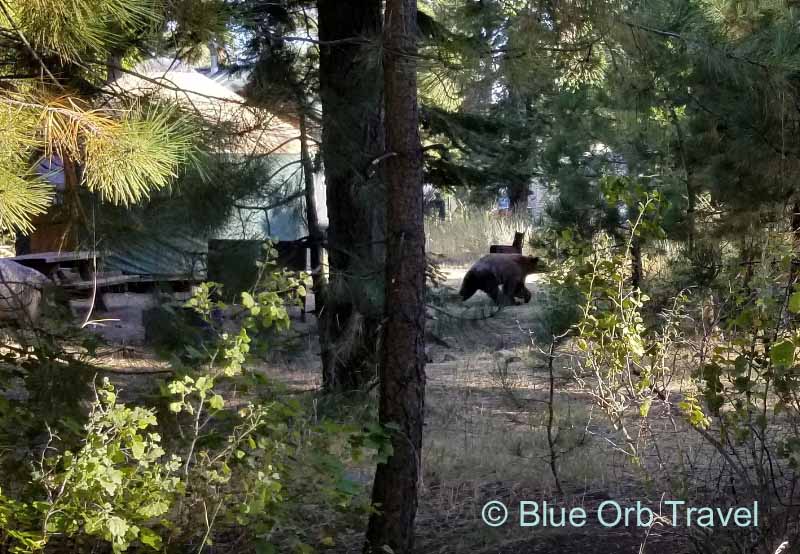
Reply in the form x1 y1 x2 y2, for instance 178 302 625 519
0 260 49 324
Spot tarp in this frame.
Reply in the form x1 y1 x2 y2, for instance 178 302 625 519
103 233 208 278
103 153 316 277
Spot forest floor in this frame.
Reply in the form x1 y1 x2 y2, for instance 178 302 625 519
366 270 692 553
86 269 715 554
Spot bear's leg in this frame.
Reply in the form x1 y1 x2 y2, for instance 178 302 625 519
517 283 532 303
484 282 501 304
501 278 521 306
459 271 479 301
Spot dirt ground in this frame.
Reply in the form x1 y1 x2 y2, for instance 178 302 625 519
86 269 703 554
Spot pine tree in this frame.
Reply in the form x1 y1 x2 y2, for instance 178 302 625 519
316 0 387 391
364 0 425 549
416 0 614 215
238 0 326 318
0 0 205 237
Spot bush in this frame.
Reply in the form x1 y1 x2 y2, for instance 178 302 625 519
556 203 800 552
142 304 213 359
0 243 392 553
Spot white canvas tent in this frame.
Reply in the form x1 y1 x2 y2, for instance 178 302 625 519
99 58 327 276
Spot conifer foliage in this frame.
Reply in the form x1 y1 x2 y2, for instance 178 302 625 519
0 0 200 234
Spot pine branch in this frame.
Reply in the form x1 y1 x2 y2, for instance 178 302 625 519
0 0 63 89
623 20 777 71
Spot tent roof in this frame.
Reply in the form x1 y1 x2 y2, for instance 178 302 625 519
109 57 301 155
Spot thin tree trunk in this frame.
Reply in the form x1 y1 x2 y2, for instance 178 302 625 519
364 0 425 552
627 204 643 290
105 51 123 84
669 107 695 254
508 182 529 214
507 92 532 214
299 111 325 316
318 0 386 391
546 338 564 495
786 201 800 298
631 236 643 290
60 156 84 251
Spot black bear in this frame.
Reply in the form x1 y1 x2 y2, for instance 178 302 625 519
459 254 540 306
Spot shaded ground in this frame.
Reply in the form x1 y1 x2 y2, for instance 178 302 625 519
336 270 691 553
82 269 701 553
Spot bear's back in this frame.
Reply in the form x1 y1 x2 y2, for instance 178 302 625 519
472 254 528 279
479 252 534 266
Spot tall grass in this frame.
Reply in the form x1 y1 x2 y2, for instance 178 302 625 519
425 209 537 266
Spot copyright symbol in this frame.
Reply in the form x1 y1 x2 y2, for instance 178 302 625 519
482 500 508 527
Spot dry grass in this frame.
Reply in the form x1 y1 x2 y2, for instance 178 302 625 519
426 210 538 265
409 270 676 552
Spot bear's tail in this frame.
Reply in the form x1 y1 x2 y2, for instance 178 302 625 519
459 270 479 301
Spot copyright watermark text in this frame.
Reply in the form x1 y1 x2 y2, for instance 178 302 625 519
481 500 759 529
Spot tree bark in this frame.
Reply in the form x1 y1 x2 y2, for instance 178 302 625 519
669 107 695 254
508 182 530 213
630 236 643 290
105 50 124 84
317 0 386 391
364 0 426 552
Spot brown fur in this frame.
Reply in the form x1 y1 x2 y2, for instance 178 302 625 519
459 254 540 306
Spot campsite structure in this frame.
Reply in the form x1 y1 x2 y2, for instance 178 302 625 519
18 58 327 295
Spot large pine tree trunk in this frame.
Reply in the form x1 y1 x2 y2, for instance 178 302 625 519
317 0 386 391
364 0 426 551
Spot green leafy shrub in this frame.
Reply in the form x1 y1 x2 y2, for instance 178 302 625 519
0 241 391 554
142 304 211 359
553 192 800 551
0 379 180 553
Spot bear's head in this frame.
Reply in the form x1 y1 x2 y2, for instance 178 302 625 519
520 256 540 274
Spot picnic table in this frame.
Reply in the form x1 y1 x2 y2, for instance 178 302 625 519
8 251 198 311
8 251 99 282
